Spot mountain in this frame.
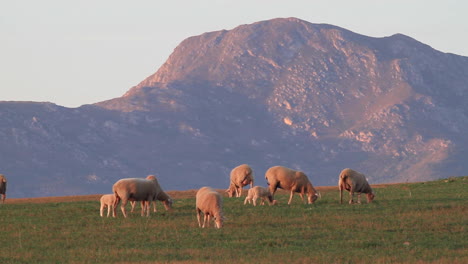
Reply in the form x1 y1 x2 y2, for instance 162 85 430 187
2 17 468 198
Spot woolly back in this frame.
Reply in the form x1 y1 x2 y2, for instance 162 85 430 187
146 175 157 181
230 164 254 186
112 178 158 199
196 187 223 211
339 168 373 194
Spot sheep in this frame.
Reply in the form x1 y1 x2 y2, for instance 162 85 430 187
244 186 277 206
196 187 224 228
338 168 375 204
0 174 6 204
130 186 173 214
100 194 117 217
112 175 173 218
226 164 254 197
265 166 318 205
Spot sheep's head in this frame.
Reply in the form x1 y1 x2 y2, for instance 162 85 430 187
241 179 252 187
366 193 375 203
308 193 319 204
163 198 173 211
214 214 224 229
225 187 235 198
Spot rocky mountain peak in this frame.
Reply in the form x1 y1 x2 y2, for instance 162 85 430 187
96 17 468 184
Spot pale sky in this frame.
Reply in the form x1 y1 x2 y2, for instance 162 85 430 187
1 0 467 108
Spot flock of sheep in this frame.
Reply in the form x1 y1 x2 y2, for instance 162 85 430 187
99 165 375 229
0 166 374 229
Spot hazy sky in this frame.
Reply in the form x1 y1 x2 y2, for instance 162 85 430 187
1 0 467 107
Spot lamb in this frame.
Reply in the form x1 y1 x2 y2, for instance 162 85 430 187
100 194 117 217
113 175 173 218
338 168 375 204
244 186 277 206
265 166 318 205
196 187 224 228
226 164 254 197
0 174 6 204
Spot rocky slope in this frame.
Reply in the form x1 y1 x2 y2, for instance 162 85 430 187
2 18 467 197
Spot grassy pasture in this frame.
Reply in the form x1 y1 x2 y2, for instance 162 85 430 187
0 177 466 263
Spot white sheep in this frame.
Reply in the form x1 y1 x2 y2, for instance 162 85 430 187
338 168 375 204
196 187 224 228
244 186 277 206
0 174 6 204
113 175 173 218
130 187 173 214
100 194 117 217
265 166 319 205
226 164 254 197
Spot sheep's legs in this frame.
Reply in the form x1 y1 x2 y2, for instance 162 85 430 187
288 191 295 205
120 200 128 218
107 205 113 217
112 197 120 218
140 201 145 216
236 187 242 197
349 191 354 204
100 204 105 217
146 201 151 216
203 214 211 228
141 201 151 217
252 196 258 206
196 209 203 227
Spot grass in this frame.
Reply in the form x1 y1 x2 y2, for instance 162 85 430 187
0 177 466 263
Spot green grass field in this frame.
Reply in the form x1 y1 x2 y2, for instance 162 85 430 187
0 177 466 264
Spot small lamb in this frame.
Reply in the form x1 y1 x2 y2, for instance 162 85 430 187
244 186 277 206
100 194 116 217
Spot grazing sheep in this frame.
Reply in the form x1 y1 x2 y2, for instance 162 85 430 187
265 166 318 205
130 186 173 214
244 186 277 206
226 164 254 197
100 194 117 217
0 174 6 204
113 175 172 218
196 187 224 228
339 168 375 204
